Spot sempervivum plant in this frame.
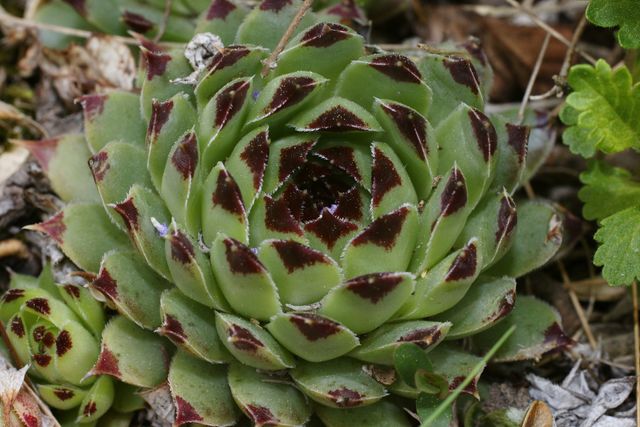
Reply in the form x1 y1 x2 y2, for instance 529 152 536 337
13 1 569 425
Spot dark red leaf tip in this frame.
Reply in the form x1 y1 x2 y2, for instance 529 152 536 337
55 330 72 357
334 187 364 222
369 54 422 84
62 0 86 16
92 268 119 301
278 139 316 182
306 105 370 132
260 0 292 12
89 150 110 182
208 46 251 72
212 168 245 217
206 0 236 20
440 168 467 217
301 22 351 48
17 138 59 171
82 401 97 417
78 94 107 121
265 76 318 117
223 237 266 275
228 324 264 351
445 242 477 282
397 325 442 349
380 101 428 160
170 229 195 264
304 209 358 250
174 396 204 425
122 10 154 33
345 272 404 303
246 404 280 426
113 197 140 232
3 288 25 303
352 206 410 249
289 313 342 341
171 132 198 180
371 147 402 208
271 240 329 273
53 388 75 401
240 130 269 191
9 317 25 338
496 195 517 243
328 387 364 407
148 99 174 142
215 79 251 128
36 211 66 244
315 146 361 182
93 347 122 377
63 285 81 298
543 322 574 349
468 109 497 162
506 123 529 163
26 298 50 315
142 47 171 80
326 0 365 24
264 195 304 236
159 314 187 344
33 354 52 367
461 37 487 66
486 289 515 323
443 57 480 95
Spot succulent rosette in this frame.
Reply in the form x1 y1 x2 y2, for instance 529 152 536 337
12 1 570 425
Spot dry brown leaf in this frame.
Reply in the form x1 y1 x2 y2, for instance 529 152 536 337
522 400 555 427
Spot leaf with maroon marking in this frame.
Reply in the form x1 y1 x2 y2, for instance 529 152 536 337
199 77 253 170
229 364 312 427
92 250 170 330
258 239 342 305
236 0 318 50
215 312 294 370
39 384 86 410
410 166 472 273
168 350 239 427
20 292 79 327
275 22 365 81
76 375 114 423
52 321 100 386
266 313 359 362
146 93 197 191
397 238 482 320
91 316 170 387
305 208 360 260
195 45 268 110
164 224 229 311
433 276 516 339
249 195 307 246
90 141 153 220
28 322 59 382
202 162 248 245
290 97 381 133
210 234 281 321
78 91 146 153
428 343 485 398
225 126 270 210
370 142 418 218
57 283 105 338
110 185 171 279
319 272 415 334
195 0 249 45
261 134 317 195
4 314 30 367
456 190 517 269
0 288 46 323
417 53 484 124
436 104 498 208
489 115 530 194
471 296 571 362
140 44 192 120
316 400 412 427
161 130 202 236
351 321 451 365
159 289 231 364
335 54 432 116
291 358 386 408
341 204 419 279
372 99 437 200
15 134 99 203
248 71 327 128
487 200 563 278
27 203 129 273
313 140 372 191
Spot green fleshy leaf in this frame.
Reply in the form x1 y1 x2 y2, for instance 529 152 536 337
195 0 249 45
316 400 412 427
593 206 640 286
579 160 640 221
261 134 318 195
249 195 307 246
428 343 485 398
54 321 101 386
56 283 105 339
417 394 452 427
561 60 640 157
39 384 87 410
369 142 418 218
488 115 529 194
289 97 382 133
77 376 114 424
586 0 640 49
32 0 93 49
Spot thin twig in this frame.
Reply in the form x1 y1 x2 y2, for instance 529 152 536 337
154 0 173 43
261 0 315 77
632 281 640 427
503 0 596 65
518 32 551 123
559 260 598 349
559 14 589 80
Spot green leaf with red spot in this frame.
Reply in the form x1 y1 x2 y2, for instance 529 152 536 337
165 224 230 311
57 283 105 338
15 134 99 203
111 184 171 279
304 209 360 260
92 250 170 330
258 239 342 305
274 22 365 81
195 0 249 44
432 276 516 339
487 200 563 278
199 77 253 169
341 204 419 278
202 162 249 245
146 93 197 191
195 45 268 110
314 140 372 192
90 316 171 388
168 351 239 427
435 104 498 208
249 195 308 246
455 190 518 269
316 400 412 427
53 321 101 386
350 320 451 365
215 312 295 370
471 296 571 362
28 203 130 273
77 376 114 423
417 53 484 125
158 289 231 364
236 0 318 50
291 358 386 408
78 92 146 153
39 384 87 410
225 126 270 210
5 313 32 368
28 322 59 382
428 343 485 398
261 134 318 194
290 97 381 133
228 363 312 426
372 99 438 200
335 54 432 116
397 238 482 320
319 272 415 334
369 142 418 218
266 312 359 362
161 130 202 236
248 72 328 129
210 234 281 320
489 115 530 194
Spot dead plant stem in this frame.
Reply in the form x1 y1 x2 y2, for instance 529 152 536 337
518 32 550 123
632 281 640 427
